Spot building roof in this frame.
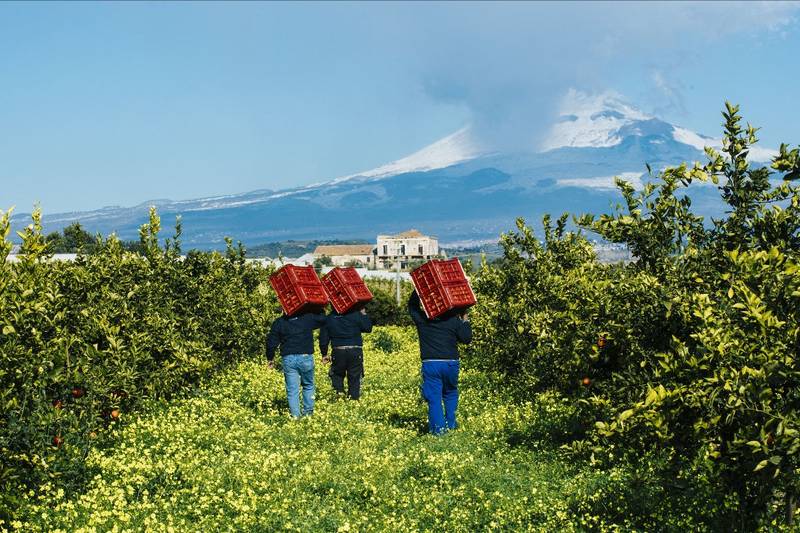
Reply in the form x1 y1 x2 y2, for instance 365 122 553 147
377 229 439 240
313 244 374 256
394 229 424 238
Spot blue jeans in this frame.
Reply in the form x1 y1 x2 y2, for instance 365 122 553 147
282 354 315 418
421 360 460 434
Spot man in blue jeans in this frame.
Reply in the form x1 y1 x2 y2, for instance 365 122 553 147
266 311 327 418
408 291 472 435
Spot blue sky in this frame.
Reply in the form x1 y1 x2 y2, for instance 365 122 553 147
2 1 799 213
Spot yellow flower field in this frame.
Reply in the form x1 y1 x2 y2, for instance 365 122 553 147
11 327 590 532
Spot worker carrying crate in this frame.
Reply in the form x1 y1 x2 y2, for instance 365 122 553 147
267 264 329 418
319 267 374 400
408 258 475 435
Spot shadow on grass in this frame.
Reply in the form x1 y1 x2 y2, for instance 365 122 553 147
504 415 587 451
268 396 287 412
385 412 429 436
232 395 287 415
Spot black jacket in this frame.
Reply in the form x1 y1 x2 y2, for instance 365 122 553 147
319 310 373 356
408 292 472 360
266 312 327 361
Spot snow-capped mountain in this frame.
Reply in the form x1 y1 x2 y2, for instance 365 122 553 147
10 91 778 248
336 89 775 182
334 126 487 183
541 90 655 151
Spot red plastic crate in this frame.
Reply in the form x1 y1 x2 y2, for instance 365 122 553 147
321 267 373 314
410 258 476 319
269 265 328 316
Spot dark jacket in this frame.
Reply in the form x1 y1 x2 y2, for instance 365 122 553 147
319 310 373 356
266 312 327 361
408 292 472 360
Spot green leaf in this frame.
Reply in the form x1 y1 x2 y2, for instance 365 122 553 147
645 388 658 406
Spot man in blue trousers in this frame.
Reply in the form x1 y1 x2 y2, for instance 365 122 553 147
408 291 472 435
266 311 327 418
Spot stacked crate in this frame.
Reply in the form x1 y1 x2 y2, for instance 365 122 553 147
321 267 373 314
269 265 328 316
410 258 476 319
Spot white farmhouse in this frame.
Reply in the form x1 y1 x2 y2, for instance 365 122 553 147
375 229 439 270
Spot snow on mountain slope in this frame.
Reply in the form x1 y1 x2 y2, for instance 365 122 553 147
330 90 654 184
337 89 776 185
169 90 776 212
671 126 716 150
144 126 487 212
542 90 776 161
540 90 653 151
672 126 777 162
558 171 645 190
331 126 486 185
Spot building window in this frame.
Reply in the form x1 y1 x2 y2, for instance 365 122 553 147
400 244 405 256
382 245 387 255
418 244 423 255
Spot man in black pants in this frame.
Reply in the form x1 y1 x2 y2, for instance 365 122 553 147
319 307 372 399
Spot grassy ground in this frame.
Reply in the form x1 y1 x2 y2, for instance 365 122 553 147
12 327 601 532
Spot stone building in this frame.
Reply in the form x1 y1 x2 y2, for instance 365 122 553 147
312 244 375 268
375 229 439 270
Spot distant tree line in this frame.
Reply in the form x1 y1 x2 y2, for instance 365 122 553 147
45 222 144 254
247 239 370 259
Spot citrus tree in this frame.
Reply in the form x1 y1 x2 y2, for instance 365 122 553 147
468 103 800 528
0 207 279 522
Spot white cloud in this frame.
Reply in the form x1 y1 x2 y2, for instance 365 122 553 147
404 2 800 151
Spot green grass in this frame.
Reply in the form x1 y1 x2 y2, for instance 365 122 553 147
12 327 608 532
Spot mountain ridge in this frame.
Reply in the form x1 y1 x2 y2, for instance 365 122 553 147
9 91 776 248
